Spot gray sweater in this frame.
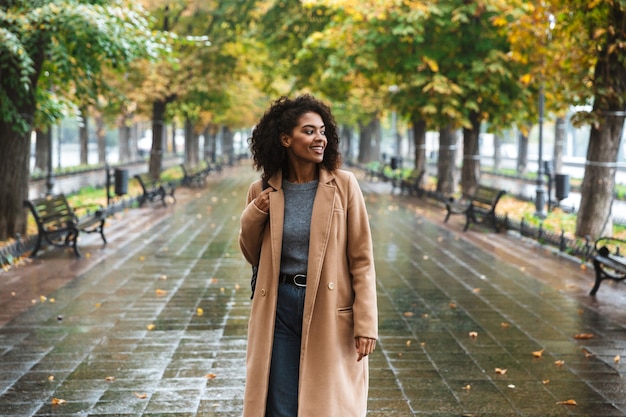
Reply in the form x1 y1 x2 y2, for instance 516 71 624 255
280 179 318 275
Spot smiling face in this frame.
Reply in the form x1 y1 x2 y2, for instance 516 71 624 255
281 112 326 168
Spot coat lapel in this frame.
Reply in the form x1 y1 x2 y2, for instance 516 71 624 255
268 172 284 286
303 168 336 335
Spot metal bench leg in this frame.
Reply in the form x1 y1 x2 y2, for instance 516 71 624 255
590 260 604 296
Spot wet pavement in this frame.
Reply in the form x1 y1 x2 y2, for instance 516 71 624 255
1 163 626 416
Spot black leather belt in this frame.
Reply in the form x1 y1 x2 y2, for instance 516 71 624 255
279 273 307 287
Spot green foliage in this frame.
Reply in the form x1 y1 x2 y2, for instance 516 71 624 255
0 0 162 134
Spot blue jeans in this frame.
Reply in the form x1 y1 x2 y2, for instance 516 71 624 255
265 283 306 417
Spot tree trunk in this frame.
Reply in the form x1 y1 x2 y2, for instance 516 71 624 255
184 117 200 165
79 108 89 166
149 100 166 178
340 125 353 163
357 117 376 164
95 114 106 164
436 124 457 195
517 129 529 176
461 113 480 196
493 134 502 172
553 116 566 174
575 3 626 239
35 129 49 172
0 124 31 240
411 116 426 187
222 126 234 165
575 116 624 238
118 115 131 163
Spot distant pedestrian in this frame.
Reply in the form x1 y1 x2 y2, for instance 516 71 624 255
239 94 378 417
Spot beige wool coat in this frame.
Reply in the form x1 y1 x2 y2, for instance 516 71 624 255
239 167 378 417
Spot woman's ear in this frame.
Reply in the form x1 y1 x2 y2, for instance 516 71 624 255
280 133 290 147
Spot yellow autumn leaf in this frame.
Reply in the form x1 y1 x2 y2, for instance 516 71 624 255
574 333 594 339
105 376 116 382
462 384 471 390
593 28 606 39
495 368 507 375
449 302 457 309
555 360 565 366
134 392 148 399
205 373 217 379
51 398 67 405
500 322 510 329
422 56 439 72
196 308 204 316
403 311 414 317
615 355 621 363
48 375 55 381
532 349 545 358
469 331 478 338
542 379 550 385
520 73 532 85
155 289 167 296
557 399 577 406
472 288 481 294
147 324 155 331
405 340 411 347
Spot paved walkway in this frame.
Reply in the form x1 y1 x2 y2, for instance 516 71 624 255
1 163 625 416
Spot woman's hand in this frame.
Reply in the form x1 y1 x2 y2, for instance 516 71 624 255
253 188 273 213
355 337 377 362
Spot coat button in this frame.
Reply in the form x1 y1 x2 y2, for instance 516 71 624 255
260 289 266 296
328 282 335 290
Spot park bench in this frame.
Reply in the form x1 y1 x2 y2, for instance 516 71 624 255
365 162 389 182
392 169 425 196
24 194 106 258
180 160 211 188
134 173 177 207
590 237 626 295
444 184 505 232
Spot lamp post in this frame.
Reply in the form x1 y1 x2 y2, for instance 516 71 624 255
534 14 555 219
535 84 546 218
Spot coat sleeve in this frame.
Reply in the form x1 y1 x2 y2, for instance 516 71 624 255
345 172 378 340
239 180 269 266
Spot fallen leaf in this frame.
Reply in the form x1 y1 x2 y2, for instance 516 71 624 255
196 308 204 316
235 284 240 290
542 379 550 385
507 384 516 389
51 398 67 405
211 278 218 283
147 324 155 331
155 289 167 296
574 333 594 339
557 399 577 406
449 302 457 309
421 313 429 318
615 355 621 363
532 349 545 358
159 274 167 280
495 368 507 375
398 352 403 357
405 340 411 347
205 373 217 379
469 331 478 338
422 255 429 260
49 298 55 303
555 360 565 366
48 375 55 381
462 384 471 390
105 376 116 382
403 311 414 317
139 256 145 262
500 322 510 329
472 288 481 294
134 392 148 399
582 349 594 358
580 263 587 270
40 295 47 302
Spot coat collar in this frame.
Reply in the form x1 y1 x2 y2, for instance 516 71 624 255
267 166 335 189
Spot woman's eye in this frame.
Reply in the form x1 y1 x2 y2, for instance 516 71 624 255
305 130 313 135
321 131 326 136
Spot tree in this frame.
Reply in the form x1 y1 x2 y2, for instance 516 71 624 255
503 0 626 238
0 0 161 240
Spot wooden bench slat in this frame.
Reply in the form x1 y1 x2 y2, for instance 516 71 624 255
24 194 106 258
135 173 177 207
444 185 505 232
591 237 626 295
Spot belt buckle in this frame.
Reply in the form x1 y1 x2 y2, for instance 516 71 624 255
293 274 306 287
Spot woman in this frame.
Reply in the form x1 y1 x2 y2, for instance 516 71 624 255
239 95 378 417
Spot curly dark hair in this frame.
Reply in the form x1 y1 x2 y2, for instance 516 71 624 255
249 94 342 182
